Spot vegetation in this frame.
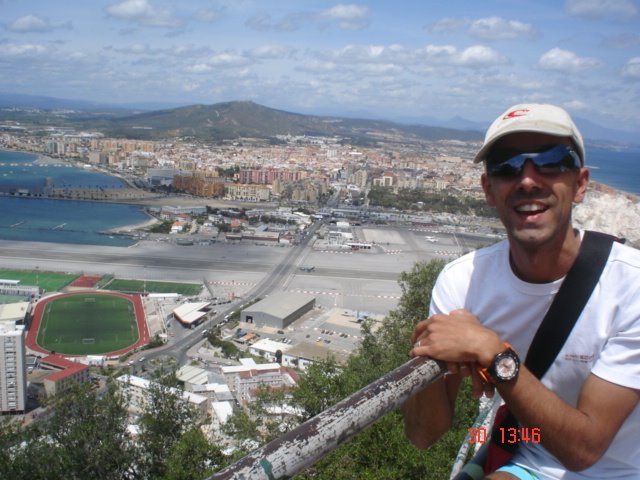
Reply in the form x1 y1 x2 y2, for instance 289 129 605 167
367 186 496 217
103 279 202 295
149 220 173 234
206 329 240 358
0 269 78 292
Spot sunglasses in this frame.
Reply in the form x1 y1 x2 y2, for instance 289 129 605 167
486 144 582 178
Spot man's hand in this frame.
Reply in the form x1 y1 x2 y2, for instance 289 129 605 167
410 308 504 366
409 309 504 399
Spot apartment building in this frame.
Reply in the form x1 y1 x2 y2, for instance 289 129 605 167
0 322 27 414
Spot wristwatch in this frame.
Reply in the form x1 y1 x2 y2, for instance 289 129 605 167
477 343 520 384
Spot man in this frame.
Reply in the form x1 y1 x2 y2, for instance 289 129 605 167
402 104 640 479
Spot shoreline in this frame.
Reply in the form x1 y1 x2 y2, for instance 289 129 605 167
34 153 69 165
101 215 161 234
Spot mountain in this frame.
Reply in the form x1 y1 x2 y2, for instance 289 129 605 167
0 92 134 113
1 92 636 146
574 116 638 146
97 101 483 145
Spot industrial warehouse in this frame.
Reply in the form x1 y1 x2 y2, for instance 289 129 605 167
240 292 315 329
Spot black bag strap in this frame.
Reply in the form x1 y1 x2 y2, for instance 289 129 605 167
524 230 616 378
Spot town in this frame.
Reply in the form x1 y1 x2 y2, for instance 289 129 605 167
1 110 638 479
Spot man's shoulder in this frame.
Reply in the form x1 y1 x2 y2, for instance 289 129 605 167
607 239 640 273
440 239 508 276
445 239 508 267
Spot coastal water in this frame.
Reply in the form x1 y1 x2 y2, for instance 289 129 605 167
0 150 125 190
586 146 640 196
0 151 151 246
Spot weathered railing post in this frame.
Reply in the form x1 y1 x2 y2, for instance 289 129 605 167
209 356 447 480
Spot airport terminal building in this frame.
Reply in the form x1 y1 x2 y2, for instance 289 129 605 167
241 293 315 329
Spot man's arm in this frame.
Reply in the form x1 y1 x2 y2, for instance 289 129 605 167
414 309 640 471
499 369 639 471
402 373 462 449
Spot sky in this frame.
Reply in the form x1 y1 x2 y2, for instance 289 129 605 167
1 0 640 131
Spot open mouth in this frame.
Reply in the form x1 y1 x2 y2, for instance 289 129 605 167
514 203 548 218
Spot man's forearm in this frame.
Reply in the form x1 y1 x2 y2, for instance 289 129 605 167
497 368 638 471
403 375 460 449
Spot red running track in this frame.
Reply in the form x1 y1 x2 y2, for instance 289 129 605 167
27 291 150 357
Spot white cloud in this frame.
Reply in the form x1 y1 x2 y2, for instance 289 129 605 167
193 8 225 24
0 42 48 58
7 14 52 33
318 4 370 30
245 13 272 32
622 56 640 78
563 100 588 110
111 43 159 55
187 63 213 74
427 17 469 33
105 0 181 28
565 0 638 20
469 17 536 41
245 12 309 32
420 44 508 68
538 48 601 73
604 32 640 48
249 45 294 60
246 4 369 32
457 45 509 66
186 52 251 73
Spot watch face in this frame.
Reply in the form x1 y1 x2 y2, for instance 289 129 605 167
496 357 518 380
491 348 520 382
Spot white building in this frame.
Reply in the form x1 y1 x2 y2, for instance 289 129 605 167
221 358 298 406
116 374 209 420
0 322 27 414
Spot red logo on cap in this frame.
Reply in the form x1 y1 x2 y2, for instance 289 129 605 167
503 109 529 120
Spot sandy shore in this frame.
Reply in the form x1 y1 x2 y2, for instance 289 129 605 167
34 154 70 165
102 215 161 234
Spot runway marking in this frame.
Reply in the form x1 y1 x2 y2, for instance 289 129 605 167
434 250 459 257
314 250 354 254
288 289 401 300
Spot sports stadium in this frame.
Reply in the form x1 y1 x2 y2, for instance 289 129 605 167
27 291 149 357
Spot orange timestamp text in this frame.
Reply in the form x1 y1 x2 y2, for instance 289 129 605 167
467 427 541 444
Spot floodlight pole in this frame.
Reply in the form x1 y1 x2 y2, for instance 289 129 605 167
208 356 446 480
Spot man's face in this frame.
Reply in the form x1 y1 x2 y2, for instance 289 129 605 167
481 132 589 250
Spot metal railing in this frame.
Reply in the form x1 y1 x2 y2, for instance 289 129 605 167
209 356 447 480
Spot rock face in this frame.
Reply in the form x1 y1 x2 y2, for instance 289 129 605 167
574 184 640 248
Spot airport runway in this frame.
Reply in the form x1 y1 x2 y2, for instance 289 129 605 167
0 226 498 317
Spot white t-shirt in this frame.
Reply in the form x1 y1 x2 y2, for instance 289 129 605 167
430 238 640 479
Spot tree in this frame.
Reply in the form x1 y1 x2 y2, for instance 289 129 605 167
138 382 202 479
222 408 260 459
2 382 136 480
162 428 223 480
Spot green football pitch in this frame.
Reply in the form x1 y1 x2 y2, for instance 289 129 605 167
37 294 139 355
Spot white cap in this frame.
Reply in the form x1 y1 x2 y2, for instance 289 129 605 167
473 103 585 165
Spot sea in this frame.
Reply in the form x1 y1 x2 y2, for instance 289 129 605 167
0 150 153 246
585 146 640 196
0 146 639 247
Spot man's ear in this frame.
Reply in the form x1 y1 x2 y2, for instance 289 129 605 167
481 173 496 207
573 168 590 204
